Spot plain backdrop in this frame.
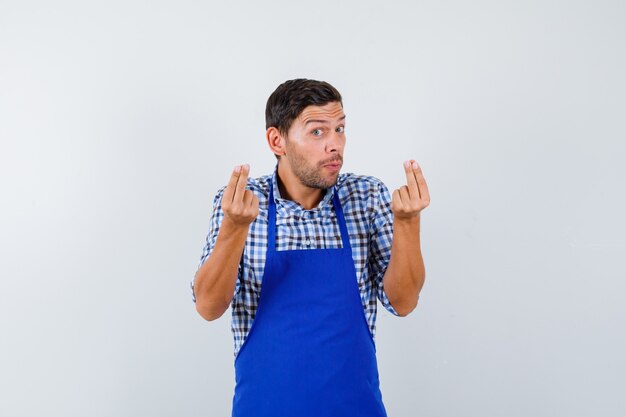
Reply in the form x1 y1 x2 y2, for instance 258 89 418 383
1 1 625 416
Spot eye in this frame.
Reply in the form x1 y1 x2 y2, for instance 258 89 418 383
336 126 345 133
312 128 323 136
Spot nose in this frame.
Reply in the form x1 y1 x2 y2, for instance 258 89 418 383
325 130 344 154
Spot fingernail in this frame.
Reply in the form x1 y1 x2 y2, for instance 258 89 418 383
244 163 250 171
403 161 410 169
234 165 241 173
412 161 419 169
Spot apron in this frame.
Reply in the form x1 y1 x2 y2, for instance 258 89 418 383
231 177 388 417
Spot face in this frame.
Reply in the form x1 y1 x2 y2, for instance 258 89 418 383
282 101 346 189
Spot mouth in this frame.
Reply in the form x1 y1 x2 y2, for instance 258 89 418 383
322 161 342 173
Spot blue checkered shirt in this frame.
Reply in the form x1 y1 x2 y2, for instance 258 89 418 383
191 167 400 358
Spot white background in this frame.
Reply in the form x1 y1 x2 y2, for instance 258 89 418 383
1 1 625 416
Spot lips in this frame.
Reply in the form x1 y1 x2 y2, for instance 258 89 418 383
323 162 342 172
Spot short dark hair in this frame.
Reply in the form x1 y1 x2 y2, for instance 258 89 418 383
265 79 343 159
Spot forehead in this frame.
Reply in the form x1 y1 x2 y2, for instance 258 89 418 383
297 101 345 122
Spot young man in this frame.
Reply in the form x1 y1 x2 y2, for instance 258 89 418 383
191 78 429 417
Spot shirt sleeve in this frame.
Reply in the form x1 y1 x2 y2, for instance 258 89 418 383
190 186 242 304
368 180 400 316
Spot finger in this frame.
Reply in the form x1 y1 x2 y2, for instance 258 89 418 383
224 165 242 203
412 161 430 202
233 164 250 202
251 194 259 211
251 195 260 215
398 185 410 204
403 160 420 199
243 189 254 207
391 189 402 210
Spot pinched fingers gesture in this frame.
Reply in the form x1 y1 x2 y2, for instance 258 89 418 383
222 164 259 226
391 160 431 221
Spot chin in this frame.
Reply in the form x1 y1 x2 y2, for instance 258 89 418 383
325 174 340 187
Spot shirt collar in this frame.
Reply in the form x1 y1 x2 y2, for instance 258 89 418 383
271 164 335 210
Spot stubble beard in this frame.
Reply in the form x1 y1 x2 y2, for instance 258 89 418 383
285 142 342 190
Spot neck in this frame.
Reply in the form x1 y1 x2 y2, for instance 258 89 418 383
276 161 325 210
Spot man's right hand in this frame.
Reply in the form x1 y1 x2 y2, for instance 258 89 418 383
222 164 260 227
193 164 259 321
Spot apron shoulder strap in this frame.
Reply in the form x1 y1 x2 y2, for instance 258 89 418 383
267 177 352 251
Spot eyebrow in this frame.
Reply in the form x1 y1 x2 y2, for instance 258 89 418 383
304 115 346 125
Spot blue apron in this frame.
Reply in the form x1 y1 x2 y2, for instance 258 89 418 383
232 178 389 417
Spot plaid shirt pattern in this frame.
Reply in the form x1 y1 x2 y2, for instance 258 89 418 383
191 167 400 358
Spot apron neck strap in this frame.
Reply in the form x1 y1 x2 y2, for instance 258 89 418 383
267 177 351 251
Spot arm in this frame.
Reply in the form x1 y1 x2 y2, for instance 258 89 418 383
382 160 430 316
194 220 249 321
382 216 425 316
193 164 259 321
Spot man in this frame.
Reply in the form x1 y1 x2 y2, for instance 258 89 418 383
191 78 429 417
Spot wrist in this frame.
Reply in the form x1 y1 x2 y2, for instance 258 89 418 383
393 214 421 229
220 217 253 236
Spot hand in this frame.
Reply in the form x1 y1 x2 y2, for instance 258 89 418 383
391 160 430 221
222 164 260 226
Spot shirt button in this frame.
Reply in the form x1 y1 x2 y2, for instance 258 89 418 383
305 239 311 246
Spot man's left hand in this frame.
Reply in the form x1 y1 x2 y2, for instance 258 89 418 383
391 160 430 221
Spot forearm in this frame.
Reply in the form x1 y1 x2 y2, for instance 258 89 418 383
194 219 249 321
382 216 425 316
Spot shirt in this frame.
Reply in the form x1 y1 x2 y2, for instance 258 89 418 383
191 167 400 358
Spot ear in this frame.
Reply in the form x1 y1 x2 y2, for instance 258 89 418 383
266 127 286 158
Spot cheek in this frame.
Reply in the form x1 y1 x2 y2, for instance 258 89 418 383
303 139 324 152
331 137 346 152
